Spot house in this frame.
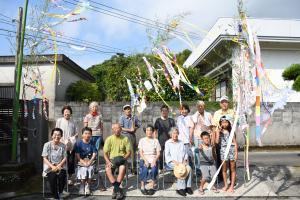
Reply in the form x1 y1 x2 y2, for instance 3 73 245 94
184 17 300 102
0 54 95 120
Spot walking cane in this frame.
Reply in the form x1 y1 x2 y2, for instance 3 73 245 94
130 104 136 173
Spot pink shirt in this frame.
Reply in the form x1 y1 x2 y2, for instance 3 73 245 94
192 111 212 139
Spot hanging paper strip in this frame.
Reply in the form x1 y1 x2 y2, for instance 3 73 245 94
255 67 261 145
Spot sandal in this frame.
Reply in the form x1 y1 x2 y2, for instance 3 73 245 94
227 187 235 193
198 188 204 195
99 181 107 191
211 187 219 193
221 186 228 192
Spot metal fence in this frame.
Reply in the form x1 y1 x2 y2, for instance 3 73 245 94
0 86 15 99
0 98 27 144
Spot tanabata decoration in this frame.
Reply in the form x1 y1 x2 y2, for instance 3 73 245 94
207 0 296 189
21 0 89 120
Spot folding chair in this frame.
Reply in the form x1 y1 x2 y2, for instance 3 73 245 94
136 151 160 190
192 142 200 188
91 152 106 190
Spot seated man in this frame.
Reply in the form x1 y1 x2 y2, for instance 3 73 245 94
74 127 96 195
165 127 193 197
104 123 131 200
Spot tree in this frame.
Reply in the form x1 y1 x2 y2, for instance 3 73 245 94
66 80 100 102
87 50 216 102
176 49 192 66
282 63 300 91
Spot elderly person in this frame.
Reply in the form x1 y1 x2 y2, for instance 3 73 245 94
192 101 213 171
84 101 104 153
165 127 193 197
212 96 235 182
119 104 141 174
84 102 106 191
104 123 131 200
138 124 161 195
177 103 194 166
212 96 234 129
74 127 96 195
154 105 176 171
55 105 78 185
42 128 67 200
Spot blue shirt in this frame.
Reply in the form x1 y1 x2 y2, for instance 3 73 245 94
119 115 141 134
165 139 188 164
74 140 96 159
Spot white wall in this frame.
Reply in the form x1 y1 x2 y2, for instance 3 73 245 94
0 63 89 120
0 65 15 85
0 63 56 105
55 65 83 101
261 49 300 102
262 49 300 70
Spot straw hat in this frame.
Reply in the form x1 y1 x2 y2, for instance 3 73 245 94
174 163 190 180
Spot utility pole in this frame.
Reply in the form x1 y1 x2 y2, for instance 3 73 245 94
11 0 29 162
14 8 23 81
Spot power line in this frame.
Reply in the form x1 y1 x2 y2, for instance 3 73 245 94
1 14 129 52
0 19 128 53
0 19 16 27
64 0 201 40
0 32 110 56
0 13 14 20
0 28 119 54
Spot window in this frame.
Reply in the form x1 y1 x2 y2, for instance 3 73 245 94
215 81 227 101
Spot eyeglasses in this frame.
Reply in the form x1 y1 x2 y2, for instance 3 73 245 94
52 134 62 137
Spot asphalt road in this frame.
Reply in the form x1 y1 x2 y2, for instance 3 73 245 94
238 151 300 167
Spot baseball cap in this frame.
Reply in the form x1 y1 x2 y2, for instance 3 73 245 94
123 104 131 110
220 95 229 102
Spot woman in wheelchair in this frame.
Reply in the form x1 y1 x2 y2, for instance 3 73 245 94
42 128 67 200
74 127 97 195
138 124 161 195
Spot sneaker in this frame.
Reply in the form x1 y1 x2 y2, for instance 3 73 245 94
85 184 90 195
67 179 74 185
58 193 63 200
79 184 85 195
147 189 155 195
186 187 193 195
141 189 147 195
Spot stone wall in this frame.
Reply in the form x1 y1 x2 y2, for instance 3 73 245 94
51 101 300 147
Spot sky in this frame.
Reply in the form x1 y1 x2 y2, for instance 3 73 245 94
0 0 300 69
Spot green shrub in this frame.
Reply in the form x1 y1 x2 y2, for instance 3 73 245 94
87 50 216 102
66 80 100 102
282 64 300 81
292 75 300 92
